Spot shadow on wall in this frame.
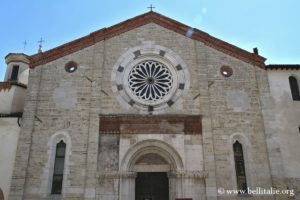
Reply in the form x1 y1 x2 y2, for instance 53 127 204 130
0 187 3 200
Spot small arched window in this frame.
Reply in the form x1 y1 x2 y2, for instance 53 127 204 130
51 140 66 194
289 76 300 101
233 141 247 192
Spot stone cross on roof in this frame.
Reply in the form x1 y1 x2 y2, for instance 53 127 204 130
38 37 45 53
147 4 155 12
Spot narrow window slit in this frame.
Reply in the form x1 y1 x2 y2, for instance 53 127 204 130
233 141 247 193
51 140 66 194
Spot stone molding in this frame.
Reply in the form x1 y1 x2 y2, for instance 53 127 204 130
0 82 27 91
28 12 265 68
5 53 30 65
97 171 137 179
97 170 208 180
167 171 208 179
120 139 185 172
99 114 202 135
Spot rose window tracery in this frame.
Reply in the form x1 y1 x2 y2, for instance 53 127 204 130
128 61 173 103
111 44 190 113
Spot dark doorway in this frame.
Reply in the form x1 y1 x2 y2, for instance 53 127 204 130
135 172 169 200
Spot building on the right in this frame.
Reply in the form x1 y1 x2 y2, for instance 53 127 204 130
263 64 300 197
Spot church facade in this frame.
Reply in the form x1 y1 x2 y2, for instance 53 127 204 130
1 12 299 200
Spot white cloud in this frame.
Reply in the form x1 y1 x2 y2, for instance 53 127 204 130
201 7 207 14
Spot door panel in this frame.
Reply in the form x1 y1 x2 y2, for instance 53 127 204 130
135 172 169 200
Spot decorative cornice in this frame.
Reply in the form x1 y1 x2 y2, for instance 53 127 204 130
5 53 30 65
97 170 208 180
97 171 208 181
28 12 266 69
167 171 208 179
266 64 300 70
99 114 202 135
97 171 137 179
0 82 27 91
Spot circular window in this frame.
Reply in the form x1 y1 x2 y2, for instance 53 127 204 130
65 61 77 73
112 44 190 113
220 65 233 77
128 61 173 103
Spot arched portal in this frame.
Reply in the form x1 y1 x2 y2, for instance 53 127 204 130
120 139 184 171
119 140 184 200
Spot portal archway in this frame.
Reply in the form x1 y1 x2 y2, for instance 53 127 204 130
120 139 184 171
119 140 184 200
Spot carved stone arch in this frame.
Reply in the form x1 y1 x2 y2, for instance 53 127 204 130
230 132 250 146
228 133 253 190
49 130 72 148
120 139 184 172
119 139 184 200
129 148 175 172
40 130 72 197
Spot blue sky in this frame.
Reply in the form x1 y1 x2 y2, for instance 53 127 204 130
1 0 300 80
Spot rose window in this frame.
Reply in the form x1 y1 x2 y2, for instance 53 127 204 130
112 45 190 112
128 61 173 103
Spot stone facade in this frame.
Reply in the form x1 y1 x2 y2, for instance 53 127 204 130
2 12 299 200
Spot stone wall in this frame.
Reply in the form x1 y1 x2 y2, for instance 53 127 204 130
265 69 300 198
0 118 20 200
8 22 277 200
9 45 96 200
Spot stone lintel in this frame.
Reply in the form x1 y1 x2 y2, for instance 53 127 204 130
97 171 137 179
167 171 208 179
97 170 208 180
99 114 202 135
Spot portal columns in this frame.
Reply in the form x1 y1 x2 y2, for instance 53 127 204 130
119 172 136 200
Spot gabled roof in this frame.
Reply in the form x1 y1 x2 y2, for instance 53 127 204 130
28 11 266 69
266 64 300 70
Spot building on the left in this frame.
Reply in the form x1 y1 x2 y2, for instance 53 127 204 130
0 53 29 200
